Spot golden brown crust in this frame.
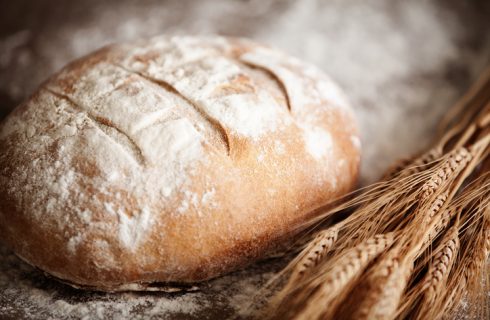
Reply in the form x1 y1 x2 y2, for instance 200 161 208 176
0 35 360 291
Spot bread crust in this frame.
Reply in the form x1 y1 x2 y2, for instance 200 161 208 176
0 36 360 291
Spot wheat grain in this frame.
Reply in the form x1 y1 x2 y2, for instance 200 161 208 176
413 192 451 246
421 148 472 199
423 177 490 250
430 207 454 238
293 227 338 278
291 233 395 320
417 198 455 253
341 246 413 320
259 226 340 318
397 246 453 318
410 226 461 320
261 68 490 320
424 228 459 294
325 233 395 292
426 192 449 220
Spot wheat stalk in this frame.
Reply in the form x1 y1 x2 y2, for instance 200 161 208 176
424 228 460 295
384 148 442 180
259 68 490 320
393 178 490 320
293 227 339 279
335 244 413 320
421 148 472 200
288 233 395 320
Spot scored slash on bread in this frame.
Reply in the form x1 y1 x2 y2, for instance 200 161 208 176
0 35 360 291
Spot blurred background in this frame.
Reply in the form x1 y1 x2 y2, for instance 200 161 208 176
0 0 489 319
1 0 489 183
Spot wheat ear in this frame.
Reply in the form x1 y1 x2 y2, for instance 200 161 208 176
259 69 490 320
421 148 472 200
335 244 413 320
415 226 460 320
440 213 490 318
287 233 395 320
291 227 339 280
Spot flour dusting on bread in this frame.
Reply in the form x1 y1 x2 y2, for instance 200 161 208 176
0 35 360 290
303 126 333 160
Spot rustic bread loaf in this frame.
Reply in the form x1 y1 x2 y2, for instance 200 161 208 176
0 36 360 291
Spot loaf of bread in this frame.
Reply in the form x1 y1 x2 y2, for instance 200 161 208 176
0 36 360 291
